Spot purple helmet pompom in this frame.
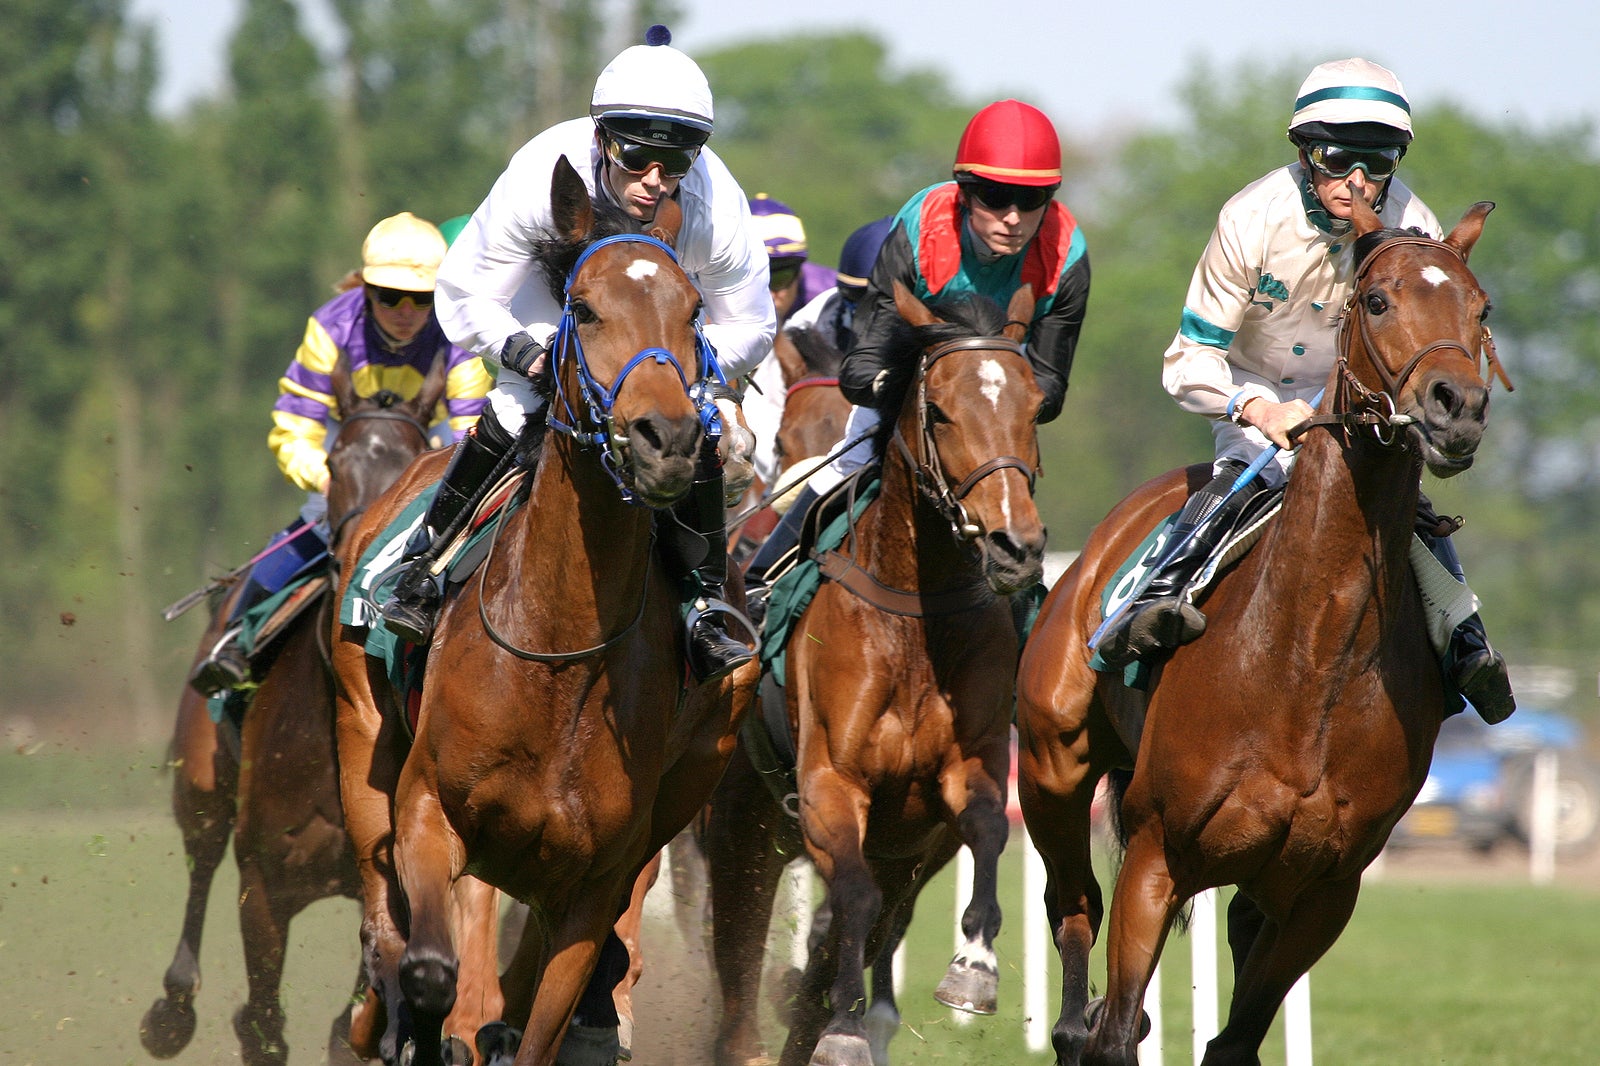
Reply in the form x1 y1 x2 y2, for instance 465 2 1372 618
645 24 671 46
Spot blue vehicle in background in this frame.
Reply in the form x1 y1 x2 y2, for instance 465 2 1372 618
1393 707 1600 857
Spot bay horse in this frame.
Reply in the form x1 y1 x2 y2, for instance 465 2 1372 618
707 282 1047 1066
332 156 759 1066
1015 199 1503 1066
142 351 512 1065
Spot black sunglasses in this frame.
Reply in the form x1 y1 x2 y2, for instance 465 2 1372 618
604 135 701 178
768 259 803 291
1303 142 1404 180
960 178 1058 213
368 285 433 309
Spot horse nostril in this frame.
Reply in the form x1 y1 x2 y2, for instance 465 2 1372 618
1431 379 1463 418
629 416 665 456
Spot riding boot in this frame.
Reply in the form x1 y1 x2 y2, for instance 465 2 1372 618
378 416 519 644
1419 518 1515 724
659 466 757 684
742 483 820 629
1095 461 1259 668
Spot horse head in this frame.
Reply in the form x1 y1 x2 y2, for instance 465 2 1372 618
542 156 705 507
326 349 441 548
772 326 849 479
1343 196 1502 477
890 281 1047 594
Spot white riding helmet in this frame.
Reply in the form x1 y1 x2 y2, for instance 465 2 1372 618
1288 57 1413 147
590 25 713 149
361 212 447 292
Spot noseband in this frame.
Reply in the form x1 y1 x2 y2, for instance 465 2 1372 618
545 232 720 504
894 335 1039 540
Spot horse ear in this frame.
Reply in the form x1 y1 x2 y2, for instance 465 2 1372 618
1004 284 1036 343
773 328 808 388
1443 201 1495 262
1349 186 1383 237
549 156 595 243
408 348 449 426
330 348 360 419
892 280 936 327
648 195 683 247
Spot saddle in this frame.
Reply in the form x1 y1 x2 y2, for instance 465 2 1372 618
204 568 332 726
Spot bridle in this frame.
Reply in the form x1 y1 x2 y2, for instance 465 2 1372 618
1295 235 1511 449
328 398 432 549
545 233 721 505
892 335 1040 540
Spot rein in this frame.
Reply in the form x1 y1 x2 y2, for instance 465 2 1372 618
545 232 721 506
329 405 434 546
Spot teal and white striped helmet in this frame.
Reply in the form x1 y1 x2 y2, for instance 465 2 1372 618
1288 58 1412 148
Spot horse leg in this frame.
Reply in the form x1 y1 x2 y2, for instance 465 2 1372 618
334 649 412 1064
611 852 661 1062
1083 830 1179 1066
1037 784 1104 1066
933 754 1011 1016
393 760 468 1066
511 892 621 1066
443 875 507 1062
141 681 238 1058
864 903 912 1066
1199 878 1360 1066
706 744 792 1066
232 853 293 1066
329 963 370 1065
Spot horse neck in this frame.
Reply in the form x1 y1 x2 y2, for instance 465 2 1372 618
853 425 978 590
504 434 656 619
1260 425 1424 623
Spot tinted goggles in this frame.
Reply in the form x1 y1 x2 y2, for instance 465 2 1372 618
604 135 701 178
960 177 1058 213
1303 142 1403 180
767 258 803 291
368 285 433 309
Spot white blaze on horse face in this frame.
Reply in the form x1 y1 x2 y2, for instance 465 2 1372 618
625 258 660 282
1421 264 1452 287
978 358 1008 407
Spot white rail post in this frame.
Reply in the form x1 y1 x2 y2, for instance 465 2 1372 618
1529 747 1560 885
1022 823 1050 1052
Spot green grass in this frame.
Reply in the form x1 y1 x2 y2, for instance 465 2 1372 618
3 743 1598 1064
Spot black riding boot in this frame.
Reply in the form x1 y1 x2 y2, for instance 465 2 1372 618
378 416 519 644
1419 514 1515 724
1096 461 1260 668
187 574 268 696
741 483 820 628
660 467 757 684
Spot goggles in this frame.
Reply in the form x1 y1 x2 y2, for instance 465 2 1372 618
604 135 701 178
959 177 1058 213
1303 141 1403 180
767 258 803 291
368 285 433 309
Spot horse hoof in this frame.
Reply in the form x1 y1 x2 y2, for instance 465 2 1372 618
139 997 198 1058
810 1032 874 1066
1083 996 1153 1041
933 959 998 1015
863 1001 901 1066
616 1013 634 1061
475 1021 521 1066
555 1022 621 1066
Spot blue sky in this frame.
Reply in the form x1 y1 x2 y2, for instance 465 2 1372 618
129 0 1598 138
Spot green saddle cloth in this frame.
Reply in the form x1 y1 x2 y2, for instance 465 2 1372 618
205 568 323 724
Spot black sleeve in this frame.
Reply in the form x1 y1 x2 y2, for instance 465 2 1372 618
1027 248 1090 423
839 222 916 408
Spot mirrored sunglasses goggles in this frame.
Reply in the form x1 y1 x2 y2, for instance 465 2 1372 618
368 285 433 309
767 259 803 291
1304 141 1403 180
959 177 1058 213
604 135 701 178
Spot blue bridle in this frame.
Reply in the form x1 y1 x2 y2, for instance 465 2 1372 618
545 232 727 504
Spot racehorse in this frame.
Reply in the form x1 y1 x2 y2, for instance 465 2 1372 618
1014 198 1503 1066
332 156 759 1066
707 282 1047 1066
141 351 513 1065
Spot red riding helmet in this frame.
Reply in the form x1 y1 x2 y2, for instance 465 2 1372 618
953 100 1062 187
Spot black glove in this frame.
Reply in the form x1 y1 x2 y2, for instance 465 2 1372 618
501 331 546 376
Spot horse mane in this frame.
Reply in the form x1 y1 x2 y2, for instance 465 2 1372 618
1352 224 1433 268
528 195 646 305
786 325 845 378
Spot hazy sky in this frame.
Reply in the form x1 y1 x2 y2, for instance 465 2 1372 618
129 0 1597 138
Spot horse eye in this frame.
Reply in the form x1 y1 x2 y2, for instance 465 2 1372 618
926 401 950 425
571 299 597 324
1366 293 1388 315
1480 302 1492 323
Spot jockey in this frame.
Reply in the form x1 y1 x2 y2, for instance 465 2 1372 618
188 212 492 696
377 26 776 684
743 194 840 488
1092 58 1515 724
743 99 1090 594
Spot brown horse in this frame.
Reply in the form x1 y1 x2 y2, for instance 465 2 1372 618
1015 199 1503 1066
142 352 493 1065
333 156 759 1066
707 282 1047 1066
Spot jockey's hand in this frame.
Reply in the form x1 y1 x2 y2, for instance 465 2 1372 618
714 395 756 504
1239 396 1316 450
501 331 547 378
